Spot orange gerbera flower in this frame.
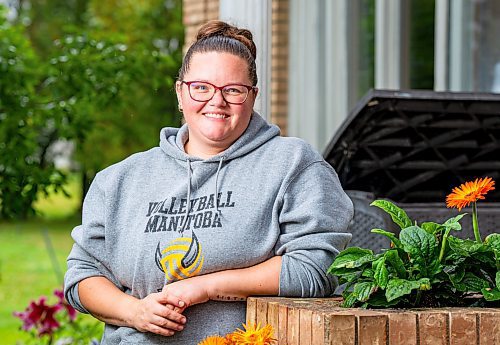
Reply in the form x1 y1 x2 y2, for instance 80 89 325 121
446 177 495 211
198 335 229 345
226 322 276 345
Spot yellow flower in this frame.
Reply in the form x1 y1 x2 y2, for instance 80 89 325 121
226 322 276 345
198 335 229 345
446 177 495 211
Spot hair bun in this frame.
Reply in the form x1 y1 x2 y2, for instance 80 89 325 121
196 20 257 60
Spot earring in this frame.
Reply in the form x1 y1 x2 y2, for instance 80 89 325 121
178 104 183 113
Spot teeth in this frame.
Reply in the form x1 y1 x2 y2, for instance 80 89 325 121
205 113 227 119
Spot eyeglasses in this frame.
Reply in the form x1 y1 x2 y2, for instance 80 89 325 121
181 80 256 105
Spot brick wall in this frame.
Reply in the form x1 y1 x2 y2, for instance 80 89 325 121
182 0 219 53
248 297 500 345
181 0 290 134
271 0 289 135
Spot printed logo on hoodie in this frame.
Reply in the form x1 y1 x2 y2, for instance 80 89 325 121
155 234 204 280
144 191 235 233
148 190 236 280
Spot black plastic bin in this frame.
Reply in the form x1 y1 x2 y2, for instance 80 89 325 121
324 89 500 253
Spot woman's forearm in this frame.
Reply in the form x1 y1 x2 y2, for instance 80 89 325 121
78 276 187 336
78 276 142 326
206 256 282 301
163 256 282 305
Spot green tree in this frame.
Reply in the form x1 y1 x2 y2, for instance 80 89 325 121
0 7 65 218
17 0 89 58
45 32 180 198
0 1 183 219
77 0 183 194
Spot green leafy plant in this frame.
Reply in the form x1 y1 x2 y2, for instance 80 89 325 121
328 177 500 308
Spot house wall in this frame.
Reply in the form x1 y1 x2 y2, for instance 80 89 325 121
182 1 500 150
182 0 219 52
270 0 289 135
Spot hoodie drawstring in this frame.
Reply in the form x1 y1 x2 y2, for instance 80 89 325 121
214 157 224 213
181 156 224 233
181 158 192 234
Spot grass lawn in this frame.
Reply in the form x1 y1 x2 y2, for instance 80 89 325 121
0 175 103 344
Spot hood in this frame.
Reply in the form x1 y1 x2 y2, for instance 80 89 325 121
157 112 281 237
159 112 280 162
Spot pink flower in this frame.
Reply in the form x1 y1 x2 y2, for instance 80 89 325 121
54 289 77 321
38 305 61 336
13 296 62 336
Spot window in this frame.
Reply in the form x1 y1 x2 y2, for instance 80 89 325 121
448 0 500 92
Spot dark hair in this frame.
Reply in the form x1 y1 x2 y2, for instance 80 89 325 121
178 20 258 86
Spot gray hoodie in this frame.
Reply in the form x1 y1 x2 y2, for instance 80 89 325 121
64 113 353 344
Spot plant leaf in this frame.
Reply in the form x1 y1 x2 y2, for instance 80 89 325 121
341 292 358 307
485 234 500 259
328 247 375 274
371 228 402 248
337 271 361 284
481 287 500 301
453 272 490 293
444 264 465 286
385 278 430 302
496 271 500 290
370 200 412 230
400 226 438 258
447 237 489 257
363 292 402 307
374 258 389 289
384 250 408 279
400 226 438 276
353 282 377 302
371 256 385 269
421 222 443 234
474 252 497 266
442 214 466 231
361 268 375 279
485 233 500 247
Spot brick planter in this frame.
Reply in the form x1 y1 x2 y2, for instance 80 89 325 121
246 297 500 345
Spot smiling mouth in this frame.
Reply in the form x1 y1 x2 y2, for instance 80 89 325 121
204 113 229 119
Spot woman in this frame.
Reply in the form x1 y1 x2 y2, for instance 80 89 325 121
64 20 353 344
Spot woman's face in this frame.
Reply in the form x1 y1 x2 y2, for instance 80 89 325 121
176 51 258 157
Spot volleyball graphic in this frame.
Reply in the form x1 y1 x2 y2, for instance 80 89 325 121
155 233 204 281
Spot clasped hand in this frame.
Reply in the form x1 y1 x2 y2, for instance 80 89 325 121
133 277 210 337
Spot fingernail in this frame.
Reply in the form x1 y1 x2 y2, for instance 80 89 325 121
179 300 185 307
181 317 186 324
